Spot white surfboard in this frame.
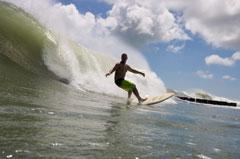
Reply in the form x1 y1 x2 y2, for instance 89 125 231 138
130 92 175 106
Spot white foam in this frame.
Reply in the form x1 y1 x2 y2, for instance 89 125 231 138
197 154 212 159
213 148 221 153
6 0 167 98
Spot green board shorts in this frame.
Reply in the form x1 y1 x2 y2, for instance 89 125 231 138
115 78 135 92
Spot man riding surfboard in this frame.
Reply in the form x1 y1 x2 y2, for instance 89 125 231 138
106 53 147 104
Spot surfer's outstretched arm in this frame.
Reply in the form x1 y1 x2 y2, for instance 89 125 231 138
127 65 145 77
106 64 118 77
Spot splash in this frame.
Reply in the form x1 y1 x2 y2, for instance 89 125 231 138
3 0 167 97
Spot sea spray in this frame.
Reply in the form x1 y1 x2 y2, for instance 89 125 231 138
43 37 81 84
4 0 167 97
42 31 167 96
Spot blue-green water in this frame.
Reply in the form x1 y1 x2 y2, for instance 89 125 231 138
0 2 240 159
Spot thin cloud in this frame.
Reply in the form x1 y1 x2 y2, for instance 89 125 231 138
166 44 185 53
196 70 213 80
222 75 236 81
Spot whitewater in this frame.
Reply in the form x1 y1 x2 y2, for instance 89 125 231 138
2 0 166 98
0 1 240 159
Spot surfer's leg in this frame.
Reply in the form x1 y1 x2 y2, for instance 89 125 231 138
126 91 133 105
120 80 146 103
133 87 140 100
133 87 146 103
128 91 132 99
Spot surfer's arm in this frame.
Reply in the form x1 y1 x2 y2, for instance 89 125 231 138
127 66 145 77
106 64 118 77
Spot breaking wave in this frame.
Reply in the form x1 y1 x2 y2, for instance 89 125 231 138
0 1 166 97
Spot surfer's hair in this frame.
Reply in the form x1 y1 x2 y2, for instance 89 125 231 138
120 53 128 64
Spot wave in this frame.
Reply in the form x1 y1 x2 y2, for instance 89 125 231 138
0 2 55 77
175 89 240 106
42 32 167 97
0 1 166 97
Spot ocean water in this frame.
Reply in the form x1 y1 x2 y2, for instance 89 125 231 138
0 77 240 159
0 2 240 159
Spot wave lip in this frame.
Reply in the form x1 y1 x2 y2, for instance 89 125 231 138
0 1 57 78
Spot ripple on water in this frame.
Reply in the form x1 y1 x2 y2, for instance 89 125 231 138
197 154 212 159
213 148 221 153
51 142 63 147
48 111 55 115
186 142 197 146
15 149 31 153
6 154 13 158
88 142 110 149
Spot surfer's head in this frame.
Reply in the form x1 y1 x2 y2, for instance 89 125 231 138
120 53 128 64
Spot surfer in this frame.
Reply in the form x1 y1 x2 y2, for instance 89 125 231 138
106 53 147 104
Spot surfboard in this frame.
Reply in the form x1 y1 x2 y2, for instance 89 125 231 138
130 92 175 106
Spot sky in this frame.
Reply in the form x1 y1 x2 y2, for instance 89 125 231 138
14 0 239 99
57 0 240 99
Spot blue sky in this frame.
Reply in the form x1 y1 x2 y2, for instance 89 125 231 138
58 0 240 99
59 0 111 16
